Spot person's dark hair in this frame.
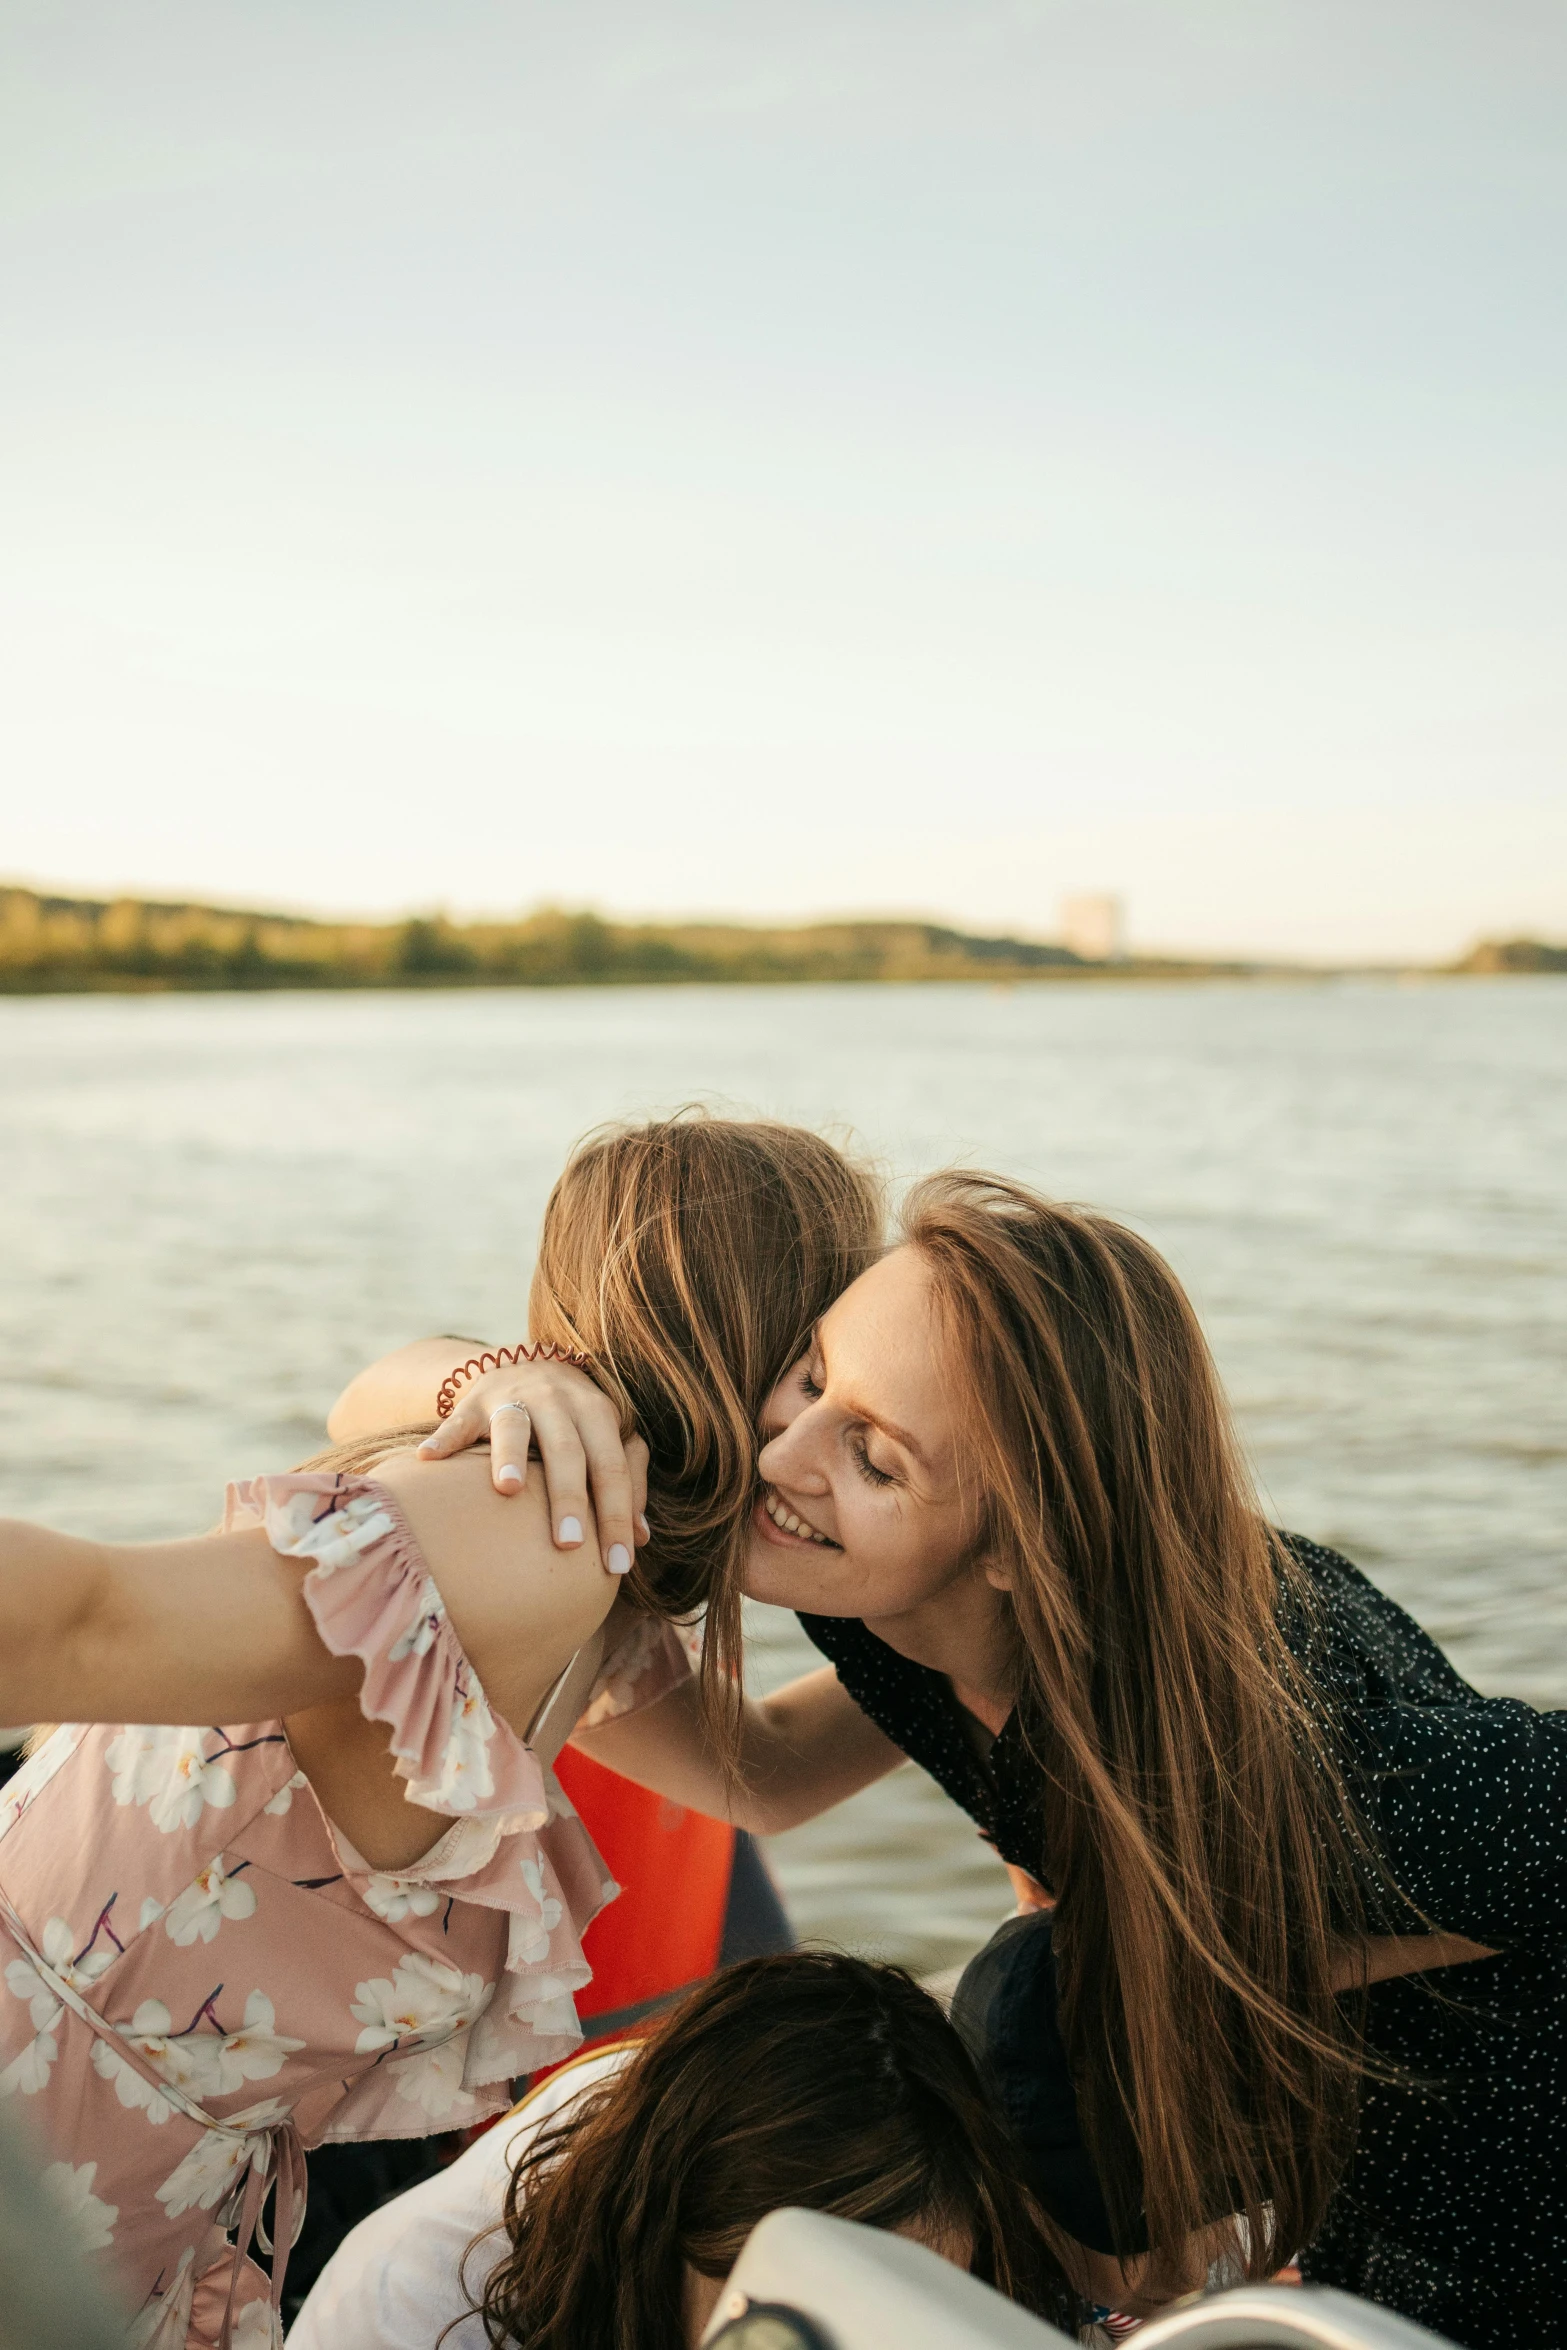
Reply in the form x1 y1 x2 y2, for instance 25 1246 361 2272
902 1172 1394 2284
528 1113 883 1763
475 1952 1081 2349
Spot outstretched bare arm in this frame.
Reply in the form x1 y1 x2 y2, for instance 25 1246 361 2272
1 1455 620 1873
0 1517 354 1729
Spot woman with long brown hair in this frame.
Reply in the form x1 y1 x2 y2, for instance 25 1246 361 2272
287 1950 1081 2349
426 1168 1564 2349
0 1117 883 2349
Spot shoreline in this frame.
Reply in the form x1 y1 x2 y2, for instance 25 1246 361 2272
3 887 1560 995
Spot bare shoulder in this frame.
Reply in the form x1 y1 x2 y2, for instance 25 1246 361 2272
365 1449 617 1737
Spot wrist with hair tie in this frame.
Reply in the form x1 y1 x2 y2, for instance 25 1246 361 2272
435 1342 594 1421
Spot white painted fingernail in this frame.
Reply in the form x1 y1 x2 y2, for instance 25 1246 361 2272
417 1436 440 1454
497 1465 523 1491
559 1516 583 1545
636 1513 650 1540
607 1543 631 1576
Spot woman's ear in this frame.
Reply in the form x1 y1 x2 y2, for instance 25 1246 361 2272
981 1557 1014 1593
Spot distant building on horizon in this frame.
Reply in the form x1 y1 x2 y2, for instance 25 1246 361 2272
1060 892 1126 963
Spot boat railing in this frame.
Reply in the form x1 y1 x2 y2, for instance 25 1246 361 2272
702 2209 1461 2350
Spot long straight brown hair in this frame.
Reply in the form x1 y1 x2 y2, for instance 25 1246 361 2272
307 1114 880 1761
902 1172 1389 2280
475 1953 1082 2349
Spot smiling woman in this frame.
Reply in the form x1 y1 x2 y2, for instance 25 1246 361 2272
747 1247 998 1724
577 1172 1567 2348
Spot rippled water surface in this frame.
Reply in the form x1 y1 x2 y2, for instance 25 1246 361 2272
2 980 1563 1971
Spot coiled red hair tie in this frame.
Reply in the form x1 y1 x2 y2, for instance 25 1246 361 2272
435 1342 595 1421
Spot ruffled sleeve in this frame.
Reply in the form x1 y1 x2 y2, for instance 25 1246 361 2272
225 1472 620 2110
228 1472 547 1820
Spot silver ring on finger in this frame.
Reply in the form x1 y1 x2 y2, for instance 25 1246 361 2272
489 1402 531 1424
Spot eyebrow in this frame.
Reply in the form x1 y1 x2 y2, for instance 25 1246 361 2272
810 1324 930 1468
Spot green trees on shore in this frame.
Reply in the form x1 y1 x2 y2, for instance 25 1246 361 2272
0 887 1095 992
2 886 1557 993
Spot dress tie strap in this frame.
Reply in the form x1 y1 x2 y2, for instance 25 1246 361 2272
0 1885 306 2349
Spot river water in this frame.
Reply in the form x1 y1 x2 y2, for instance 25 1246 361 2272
2 979 1563 1973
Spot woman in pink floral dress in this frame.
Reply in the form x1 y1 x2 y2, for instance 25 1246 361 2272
0 1461 691 2350
0 1116 883 2350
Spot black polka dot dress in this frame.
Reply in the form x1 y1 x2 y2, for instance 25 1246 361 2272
801 1536 1567 2350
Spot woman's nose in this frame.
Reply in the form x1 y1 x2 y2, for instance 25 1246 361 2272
760 1419 830 1495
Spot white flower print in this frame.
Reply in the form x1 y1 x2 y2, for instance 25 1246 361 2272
42 2158 119 2252
23 1914 114 2000
360 1874 440 1924
163 1856 258 1947
5 1951 64 2038
107 1988 304 2112
118 1997 220 2101
138 1895 165 1932
206 1990 305 2093
91 2033 182 2125
271 1486 395 1574
511 1855 565 1964
387 2032 478 2119
350 1951 489 2057
0 1917 112 2099
387 1576 447 1664
434 1680 496 1812
105 1725 237 1834
154 2125 250 2219
262 1769 307 1816
0 2016 60 2096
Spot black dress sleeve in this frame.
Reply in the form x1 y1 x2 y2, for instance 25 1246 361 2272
1348 1695 1567 1943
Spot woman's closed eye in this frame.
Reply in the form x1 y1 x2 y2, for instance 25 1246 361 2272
850 1433 896 1488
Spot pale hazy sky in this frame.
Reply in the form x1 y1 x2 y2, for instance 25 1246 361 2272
3 1 1563 958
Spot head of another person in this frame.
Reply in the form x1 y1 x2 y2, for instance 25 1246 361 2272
749 1172 1384 2283
527 1112 882 1741
476 1950 1079 2350
308 1113 881 1757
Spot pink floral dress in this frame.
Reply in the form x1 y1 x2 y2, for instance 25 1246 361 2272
0 1473 693 2350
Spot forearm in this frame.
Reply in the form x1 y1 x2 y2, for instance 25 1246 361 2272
327 1336 490 1441
0 1518 357 1726
571 1666 905 1836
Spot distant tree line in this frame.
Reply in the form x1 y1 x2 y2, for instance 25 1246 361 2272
2 887 1555 993
0 888 1108 992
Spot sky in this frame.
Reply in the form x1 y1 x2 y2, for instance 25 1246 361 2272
2 0 1563 960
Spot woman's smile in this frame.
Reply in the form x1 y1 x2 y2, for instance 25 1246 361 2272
755 1487 840 1549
